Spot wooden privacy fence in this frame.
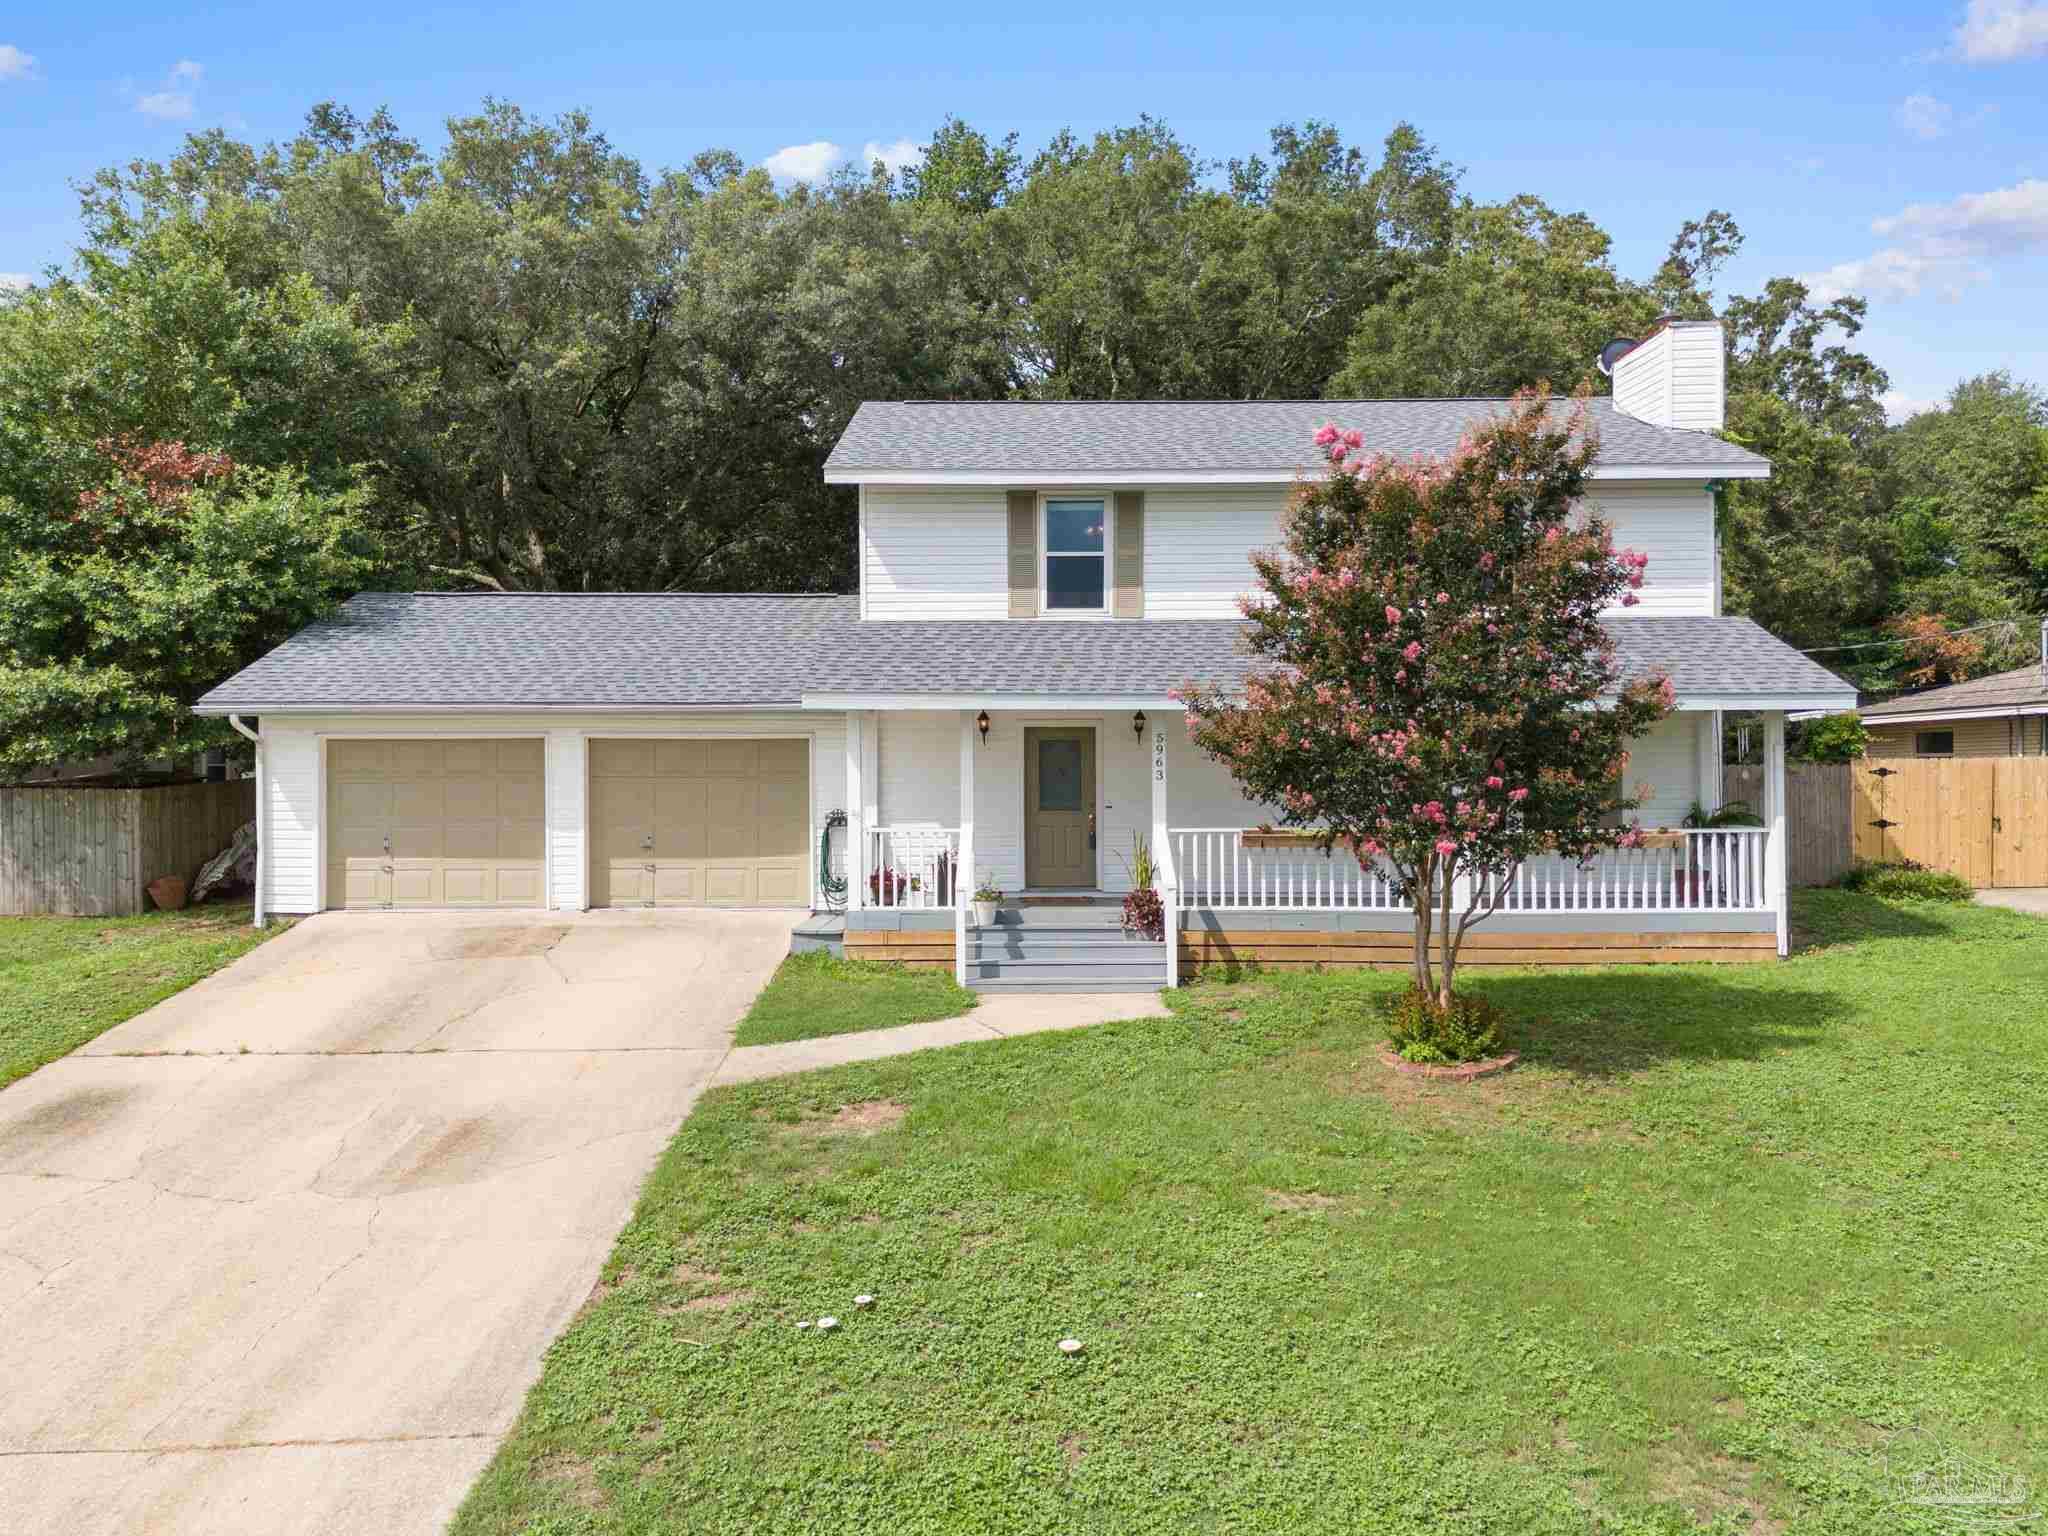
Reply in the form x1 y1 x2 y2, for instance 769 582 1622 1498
1723 763 1854 888
1850 758 2048 888
0 780 256 916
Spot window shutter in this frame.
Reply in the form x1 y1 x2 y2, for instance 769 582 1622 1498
1113 491 1144 618
1007 491 1036 618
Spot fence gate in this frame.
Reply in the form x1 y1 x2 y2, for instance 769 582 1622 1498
1852 758 2048 887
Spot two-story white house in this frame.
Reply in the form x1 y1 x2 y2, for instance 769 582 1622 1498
196 320 1856 988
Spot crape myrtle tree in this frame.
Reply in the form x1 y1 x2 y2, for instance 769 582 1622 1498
1177 390 1675 1005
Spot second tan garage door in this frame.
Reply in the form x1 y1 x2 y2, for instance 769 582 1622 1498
590 738 810 908
326 738 545 909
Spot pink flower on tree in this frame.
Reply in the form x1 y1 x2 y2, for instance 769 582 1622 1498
1174 389 1676 1004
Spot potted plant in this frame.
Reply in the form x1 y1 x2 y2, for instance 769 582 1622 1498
972 872 1002 928
1117 833 1165 941
1675 800 1764 901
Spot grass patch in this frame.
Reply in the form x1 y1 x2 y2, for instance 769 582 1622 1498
731 950 977 1047
456 892 2048 1533
0 904 280 1090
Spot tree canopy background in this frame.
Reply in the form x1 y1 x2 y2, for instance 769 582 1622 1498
1 103 2042 770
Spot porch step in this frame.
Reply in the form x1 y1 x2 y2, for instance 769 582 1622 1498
984 904 1128 930
971 932 1152 956
971 979 1166 994
966 918 1167 988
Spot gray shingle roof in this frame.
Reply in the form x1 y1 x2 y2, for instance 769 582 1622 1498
195 594 857 710
1861 662 2048 717
196 596 1851 711
825 398 1769 476
1602 617 1851 699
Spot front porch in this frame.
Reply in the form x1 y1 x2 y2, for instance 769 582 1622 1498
831 705 1791 987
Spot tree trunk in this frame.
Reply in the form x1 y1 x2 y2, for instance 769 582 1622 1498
1411 854 1435 996
1437 863 1457 1008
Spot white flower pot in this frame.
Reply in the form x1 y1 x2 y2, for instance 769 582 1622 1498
973 899 997 928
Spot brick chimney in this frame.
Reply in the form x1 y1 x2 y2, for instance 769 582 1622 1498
1609 317 1727 432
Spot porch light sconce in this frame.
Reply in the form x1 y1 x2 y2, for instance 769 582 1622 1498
976 709 990 745
1132 710 1148 741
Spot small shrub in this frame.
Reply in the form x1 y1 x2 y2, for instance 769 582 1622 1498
1382 987 1510 1064
1837 858 1974 902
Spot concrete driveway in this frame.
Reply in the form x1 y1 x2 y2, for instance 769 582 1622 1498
0 906 797 1536
1976 887 2048 916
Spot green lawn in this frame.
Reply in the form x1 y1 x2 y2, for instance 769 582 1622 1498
731 949 977 1047
456 892 2048 1535
0 905 280 1089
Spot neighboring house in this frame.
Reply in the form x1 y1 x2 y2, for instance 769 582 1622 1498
1856 632 2048 759
194 318 1855 985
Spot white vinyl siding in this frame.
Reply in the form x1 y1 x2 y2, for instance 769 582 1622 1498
870 708 1708 891
875 710 1149 893
260 725 322 917
1613 345 1668 428
1610 321 1725 433
1583 482 1718 616
258 711 847 915
862 487 1009 620
1627 713 1706 828
1142 486 1288 619
859 478 1718 622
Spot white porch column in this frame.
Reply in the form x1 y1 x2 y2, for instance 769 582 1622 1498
957 710 976 986
1152 719 1177 987
844 712 866 910
1695 709 1723 815
1763 710 1788 956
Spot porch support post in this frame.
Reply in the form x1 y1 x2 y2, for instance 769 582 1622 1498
1763 710 1788 956
957 710 976 986
1152 718 1177 987
844 712 866 911
1695 709 1722 816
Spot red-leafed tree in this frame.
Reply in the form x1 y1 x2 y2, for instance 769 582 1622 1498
1177 389 1675 1004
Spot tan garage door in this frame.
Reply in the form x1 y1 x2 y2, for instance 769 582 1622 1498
590 738 809 908
326 738 546 910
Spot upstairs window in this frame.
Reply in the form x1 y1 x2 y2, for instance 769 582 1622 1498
1915 730 1955 756
1043 497 1107 612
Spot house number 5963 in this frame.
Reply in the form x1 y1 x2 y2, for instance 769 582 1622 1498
1153 730 1166 782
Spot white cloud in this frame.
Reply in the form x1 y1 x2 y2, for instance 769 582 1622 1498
1953 0 2048 60
0 273 31 293
0 43 35 80
860 137 924 177
1800 177 2048 304
136 89 194 120
133 58 204 120
1898 93 1953 140
1881 390 1942 424
761 140 843 183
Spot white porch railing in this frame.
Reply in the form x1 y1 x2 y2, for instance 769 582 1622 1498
1169 827 1771 914
865 826 960 910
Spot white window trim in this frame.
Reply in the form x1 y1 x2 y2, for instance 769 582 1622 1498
1037 491 1114 618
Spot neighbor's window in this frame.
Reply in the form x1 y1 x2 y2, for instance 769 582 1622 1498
1915 730 1955 756
1044 497 1107 612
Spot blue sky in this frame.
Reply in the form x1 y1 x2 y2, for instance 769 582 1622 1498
3 1 2044 414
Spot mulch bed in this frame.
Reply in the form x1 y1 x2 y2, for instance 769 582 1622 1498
1377 1048 1520 1082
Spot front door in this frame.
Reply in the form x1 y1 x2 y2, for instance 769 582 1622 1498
1024 727 1095 888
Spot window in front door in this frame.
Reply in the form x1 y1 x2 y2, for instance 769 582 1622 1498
1037 737 1083 811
